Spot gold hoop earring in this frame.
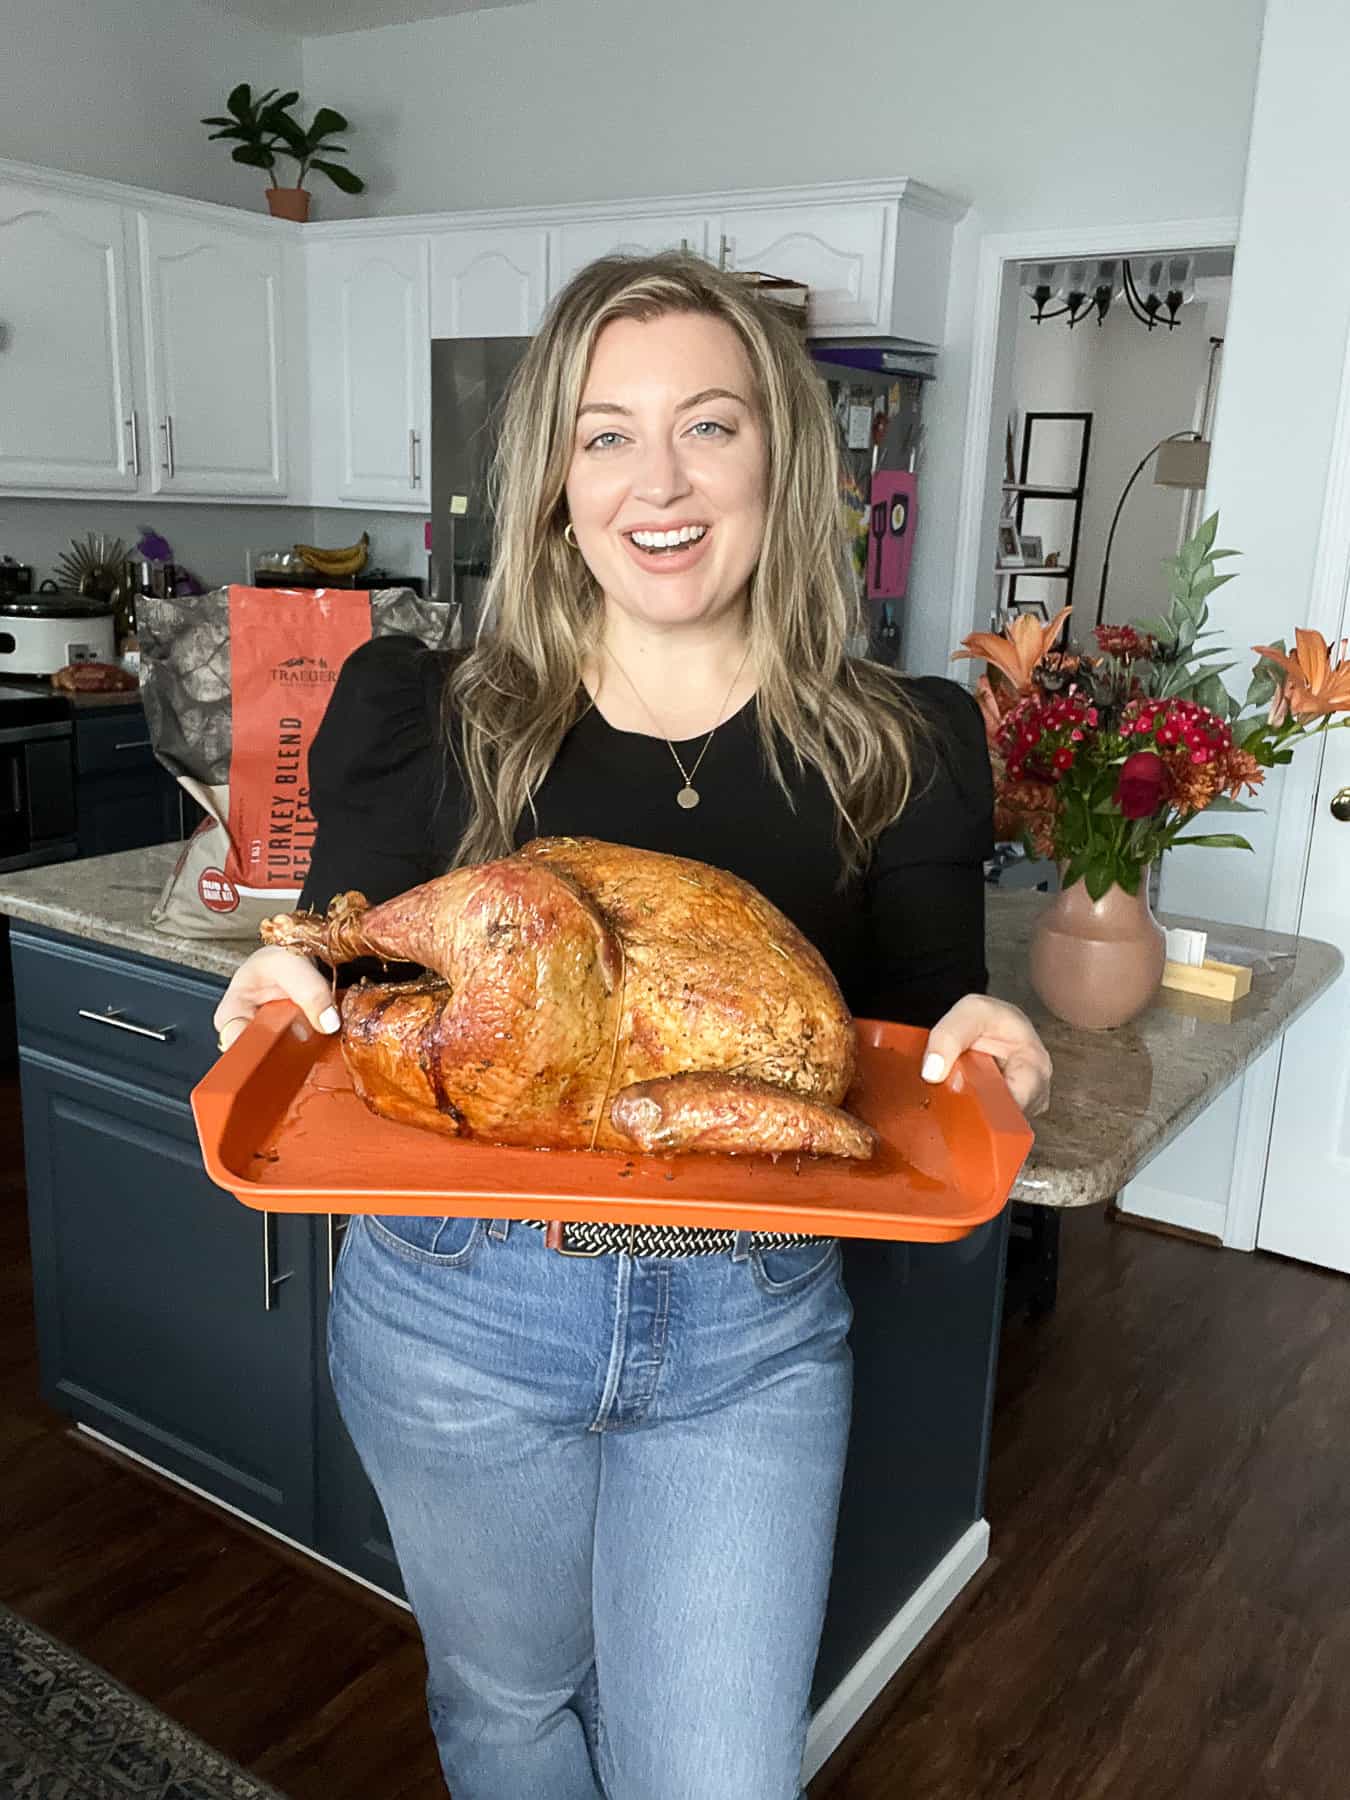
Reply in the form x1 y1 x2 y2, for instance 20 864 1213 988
563 522 578 549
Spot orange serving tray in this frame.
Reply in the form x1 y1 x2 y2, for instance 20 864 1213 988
191 1001 1033 1244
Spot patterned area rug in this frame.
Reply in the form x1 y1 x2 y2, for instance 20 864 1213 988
0 1603 286 1799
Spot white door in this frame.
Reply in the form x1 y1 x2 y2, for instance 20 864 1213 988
715 203 890 332
1256 619 1350 1272
137 211 286 497
319 236 430 506
0 183 139 492
553 215 709 290
429 228 549 338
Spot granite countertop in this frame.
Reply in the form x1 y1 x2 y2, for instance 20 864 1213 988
0 845 1342 1210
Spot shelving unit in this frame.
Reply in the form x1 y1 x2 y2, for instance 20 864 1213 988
997 411 1092 613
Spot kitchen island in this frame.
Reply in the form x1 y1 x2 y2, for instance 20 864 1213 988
0 844 1341 1782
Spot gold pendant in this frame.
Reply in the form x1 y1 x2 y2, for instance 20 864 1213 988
677 785 700 810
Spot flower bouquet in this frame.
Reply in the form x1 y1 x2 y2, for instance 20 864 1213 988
956 514 1350 1027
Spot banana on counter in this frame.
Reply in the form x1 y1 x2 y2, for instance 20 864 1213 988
292 532 371 578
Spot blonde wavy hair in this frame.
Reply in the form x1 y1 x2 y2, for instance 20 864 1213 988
447 250 928 879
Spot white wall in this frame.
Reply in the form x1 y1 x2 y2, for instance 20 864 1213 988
2 0 300 208
300 0 1264 229
302 0 1264 676
1121 0 1350 1245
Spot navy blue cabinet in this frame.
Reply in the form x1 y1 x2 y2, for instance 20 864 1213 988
313 1219 405 1599
12 926 400 1592
20 1056 319 1541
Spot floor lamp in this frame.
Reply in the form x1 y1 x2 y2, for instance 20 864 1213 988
1095 431 1211 627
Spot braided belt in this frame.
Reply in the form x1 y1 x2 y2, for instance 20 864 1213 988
519 1218 833 1258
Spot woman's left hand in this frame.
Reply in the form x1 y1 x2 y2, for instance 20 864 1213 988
921 994 1053 1118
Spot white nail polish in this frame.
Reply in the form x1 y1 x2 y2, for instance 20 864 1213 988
319 1006 341 1033
921 1052 946 1083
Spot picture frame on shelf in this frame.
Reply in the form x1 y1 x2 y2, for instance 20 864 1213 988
997 521 1025 567
1019 533 1044 566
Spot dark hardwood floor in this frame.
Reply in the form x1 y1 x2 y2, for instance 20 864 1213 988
4 1066 1349 1798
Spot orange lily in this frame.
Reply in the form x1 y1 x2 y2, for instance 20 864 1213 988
1252 628 1350 719
953 605 1073 694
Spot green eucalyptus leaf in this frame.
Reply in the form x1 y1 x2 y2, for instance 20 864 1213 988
1137 616 1178 646
1085 862 1114 902
1189 571 1239 602
1203 794 1261 813
1171 832 1254 850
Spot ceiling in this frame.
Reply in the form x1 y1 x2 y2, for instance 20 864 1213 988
202 0 532 36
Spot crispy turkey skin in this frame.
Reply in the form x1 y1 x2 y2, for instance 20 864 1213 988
261 837 875 1159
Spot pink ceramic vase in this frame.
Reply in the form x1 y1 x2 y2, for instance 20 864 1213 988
1028 871 1166 1031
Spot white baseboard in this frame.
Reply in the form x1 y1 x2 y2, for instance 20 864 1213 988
1115 1181 1229 1241
802 1519 990 1784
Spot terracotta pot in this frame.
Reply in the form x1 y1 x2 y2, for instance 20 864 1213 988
265 186 311 222
1028 871 1166 1031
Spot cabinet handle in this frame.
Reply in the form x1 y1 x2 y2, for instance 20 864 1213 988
410 428 422 487
113 738 152 751
327 1213 350 1291
161 415 176 478
77 1005 175 1043
263 1214 294 1311
125 412 141 477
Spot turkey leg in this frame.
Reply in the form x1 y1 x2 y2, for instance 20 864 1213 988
610 1071 876 1160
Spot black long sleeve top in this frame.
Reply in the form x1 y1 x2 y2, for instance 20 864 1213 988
298 637 994 1029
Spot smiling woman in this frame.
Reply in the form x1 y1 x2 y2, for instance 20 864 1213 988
450 251 933 876
209 247 1052 1800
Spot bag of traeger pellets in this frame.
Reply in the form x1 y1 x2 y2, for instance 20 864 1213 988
141 584 448 940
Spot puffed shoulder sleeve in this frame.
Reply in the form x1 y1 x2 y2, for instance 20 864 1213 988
298 635 448 914
861 676 995 1027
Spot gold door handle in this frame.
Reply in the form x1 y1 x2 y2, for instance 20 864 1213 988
1331 786 1350 822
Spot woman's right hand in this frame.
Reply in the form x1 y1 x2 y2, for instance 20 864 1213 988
212 945 341 1053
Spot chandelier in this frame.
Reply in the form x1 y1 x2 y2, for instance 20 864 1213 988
1021 256 1197 331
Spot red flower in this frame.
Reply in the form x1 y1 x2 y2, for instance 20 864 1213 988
1094 624 1159 663
1116 750 1169 819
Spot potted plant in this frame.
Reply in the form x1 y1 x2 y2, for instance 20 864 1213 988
203 85 366 221
954 514 1350 1029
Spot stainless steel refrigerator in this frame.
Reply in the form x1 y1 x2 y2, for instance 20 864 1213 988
430 337 531 642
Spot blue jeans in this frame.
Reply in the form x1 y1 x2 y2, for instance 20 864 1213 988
328 1212 854 1800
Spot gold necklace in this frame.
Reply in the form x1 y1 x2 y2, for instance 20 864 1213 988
601 642 752 809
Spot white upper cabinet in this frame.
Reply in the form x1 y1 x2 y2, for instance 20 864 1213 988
715 202 891 333
309 235 430 507
0 182 139 492
137 211 286 497
0 160 962 505
553 215 710 290
429 228 549 338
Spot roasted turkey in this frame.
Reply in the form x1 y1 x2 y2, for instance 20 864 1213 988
260 837 876 1159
